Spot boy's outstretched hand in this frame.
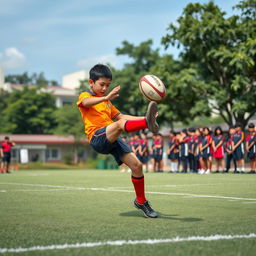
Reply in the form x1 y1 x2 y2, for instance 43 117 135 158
105 85 120 100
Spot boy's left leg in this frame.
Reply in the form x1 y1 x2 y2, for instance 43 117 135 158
121 152 158 218
106 102 159 143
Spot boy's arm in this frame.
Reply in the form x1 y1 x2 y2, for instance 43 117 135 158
233 132 244 150
248 141 255 151
81 86 120 107
215 140 223 150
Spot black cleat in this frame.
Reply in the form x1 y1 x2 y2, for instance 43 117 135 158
146 102 159 134
134 200 158 218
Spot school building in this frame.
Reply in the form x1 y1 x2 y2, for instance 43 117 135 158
0 134 90 164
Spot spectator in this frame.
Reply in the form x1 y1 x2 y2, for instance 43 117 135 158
167 131 179 173
178 129 189 173
212 127 225 173
232 123 245 173
1 136 15 174
153 133 164 172
139 132 149 173
188 127 196 173
225 126 237 173
200 127 212 174
246 123 256 174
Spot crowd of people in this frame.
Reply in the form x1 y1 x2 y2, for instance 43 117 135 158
120 122 256 174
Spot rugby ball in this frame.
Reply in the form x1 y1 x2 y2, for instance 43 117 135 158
139 75 166 102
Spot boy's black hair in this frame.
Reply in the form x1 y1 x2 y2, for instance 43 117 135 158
248 123 255 128
214 126 223 135
203 127 210 133
188 127 195 133
182 128 188 135
4 136 9 140
235 122 242 128
89 64 112 82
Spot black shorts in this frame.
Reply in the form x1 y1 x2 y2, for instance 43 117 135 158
233 145 244 160
140 155 148 164
168 152 179 160
247 152 256 160
3 152 11 163
90 127 132 166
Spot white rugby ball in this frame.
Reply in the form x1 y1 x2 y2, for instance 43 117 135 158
139 75 166 102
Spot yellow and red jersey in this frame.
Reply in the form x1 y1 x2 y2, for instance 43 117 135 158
77 91 120 142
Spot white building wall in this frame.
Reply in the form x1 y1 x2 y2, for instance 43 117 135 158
62 70 89 90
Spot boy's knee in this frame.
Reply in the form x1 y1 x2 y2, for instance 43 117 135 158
116 119 126 131
132 161 143 176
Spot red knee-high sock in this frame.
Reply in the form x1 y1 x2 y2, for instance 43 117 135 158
124 118 148 133
131 176 147 204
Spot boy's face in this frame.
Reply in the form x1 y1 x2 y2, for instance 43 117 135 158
249 128 255 133
230 128 235 135
89 77 111 96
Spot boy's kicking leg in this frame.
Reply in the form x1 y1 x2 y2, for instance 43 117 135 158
121 152 158 218
106 102 159 143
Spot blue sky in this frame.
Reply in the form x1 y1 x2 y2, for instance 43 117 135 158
0 0 239 84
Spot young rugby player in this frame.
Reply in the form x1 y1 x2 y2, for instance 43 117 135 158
77 64 159 218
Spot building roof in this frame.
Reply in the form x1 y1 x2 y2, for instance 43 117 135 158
4 83 78 97
0 134 88 145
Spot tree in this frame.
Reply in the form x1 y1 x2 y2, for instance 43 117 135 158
53 104 84 139
5 72 58 86
1 86 57 134
53 104 86 164
113 40 162 117
162 0 256 127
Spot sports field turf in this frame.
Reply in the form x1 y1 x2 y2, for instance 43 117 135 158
0 169 255 256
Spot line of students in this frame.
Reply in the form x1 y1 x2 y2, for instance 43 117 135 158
121 122 256 174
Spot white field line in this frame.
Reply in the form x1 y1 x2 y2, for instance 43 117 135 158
1 182 256 201
0 233 255 254
106 183 222 189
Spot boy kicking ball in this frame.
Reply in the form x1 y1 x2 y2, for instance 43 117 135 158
77 64 159 218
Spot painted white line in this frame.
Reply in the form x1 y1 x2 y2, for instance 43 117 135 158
0 233 255 254
242 202 256 204
0 190 6 193
103 188 256 201
0 182 78 189
4 189 77 192
1 182 256 201
106 183 222 189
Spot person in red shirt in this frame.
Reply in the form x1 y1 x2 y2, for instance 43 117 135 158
1 136 15 174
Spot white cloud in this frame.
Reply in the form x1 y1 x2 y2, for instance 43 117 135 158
77 54 119 69
0 47 26 70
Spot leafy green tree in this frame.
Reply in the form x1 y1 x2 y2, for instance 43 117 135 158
53 104 88 164
0 89 11 133
5 72 58 86
1 86 57 134
162 0 256 127
53 104 84 139
113 40 161 117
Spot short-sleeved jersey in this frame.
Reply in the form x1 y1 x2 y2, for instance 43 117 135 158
246 133 256 153
77 91 120 142
2 142 12 152
232 131 244 145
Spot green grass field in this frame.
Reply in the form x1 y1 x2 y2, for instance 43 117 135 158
0 169 256 256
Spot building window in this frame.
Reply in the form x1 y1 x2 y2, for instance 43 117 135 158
46 148 60 160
